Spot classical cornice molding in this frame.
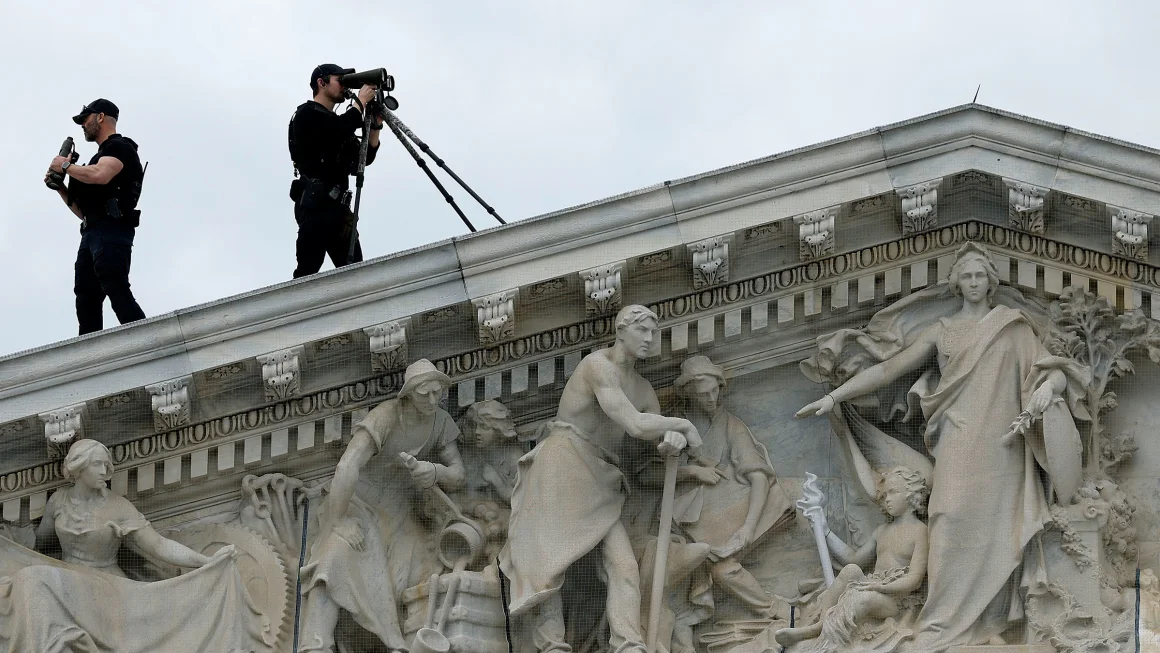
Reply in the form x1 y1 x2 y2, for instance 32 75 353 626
364 318 410 372
688 236 732 289
1109 204 1154 261
896 179 942 235
145 376 193 432
37 403 86 460
580 261 625 314
7 220 1160 507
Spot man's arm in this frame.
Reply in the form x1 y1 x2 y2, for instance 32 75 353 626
53 155 123 185
324 431 376 531
589 359 701 447
434 439 467 491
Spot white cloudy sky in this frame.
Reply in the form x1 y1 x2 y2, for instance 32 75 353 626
1 0 1157 356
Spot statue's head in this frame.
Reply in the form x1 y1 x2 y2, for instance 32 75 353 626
614 305 659 360
947 242 1000 304
462 400 517 448
878 466 929 518
674 355 726 413
398 359 451 416
63 439 114 489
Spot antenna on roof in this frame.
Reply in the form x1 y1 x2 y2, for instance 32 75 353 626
972 84 981 103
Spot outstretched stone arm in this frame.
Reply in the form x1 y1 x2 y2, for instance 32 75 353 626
798 328 937 417
590 361 702 448
130 526 214 568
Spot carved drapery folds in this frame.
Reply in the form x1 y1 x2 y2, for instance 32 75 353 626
793 206 838 260
896 179 942 235
1109 204 1153 260
37 403 86 459
256 346 304 401
145 376 192 432
580 261 625 314
473 289 519 345
1003 178 1050 234
688 235 732 289
365 318 410 372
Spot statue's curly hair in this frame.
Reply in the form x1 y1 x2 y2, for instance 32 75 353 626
878 466 930 516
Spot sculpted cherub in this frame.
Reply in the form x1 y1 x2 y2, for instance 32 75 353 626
775 467 930 652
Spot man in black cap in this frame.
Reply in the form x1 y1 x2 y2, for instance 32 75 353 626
288 64 383 278
46 99 147 335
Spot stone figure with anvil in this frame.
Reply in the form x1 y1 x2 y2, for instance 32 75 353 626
500 304 703 653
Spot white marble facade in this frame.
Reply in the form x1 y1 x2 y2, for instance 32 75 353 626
3 105 1160 653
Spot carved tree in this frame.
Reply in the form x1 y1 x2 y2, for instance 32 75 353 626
1044 285 1160 477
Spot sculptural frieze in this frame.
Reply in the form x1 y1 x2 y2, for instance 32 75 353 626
0 439 271 653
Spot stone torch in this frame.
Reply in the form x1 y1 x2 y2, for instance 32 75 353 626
797 472 835 586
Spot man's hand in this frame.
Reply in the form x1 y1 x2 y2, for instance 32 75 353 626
50 156 68 173
357 84 377 109
657 430 688 456
685 465 723 485
399 452 437 489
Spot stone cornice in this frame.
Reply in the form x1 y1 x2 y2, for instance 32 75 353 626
4 104 1160 449
4 220 1160 506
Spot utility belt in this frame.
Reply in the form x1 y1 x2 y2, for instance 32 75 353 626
290 176 352 210
81 197 141 229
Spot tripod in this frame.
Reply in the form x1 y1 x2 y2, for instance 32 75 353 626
348 91 506 260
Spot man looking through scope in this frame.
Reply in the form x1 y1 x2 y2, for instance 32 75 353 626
288 64 385 278
45 99 147 335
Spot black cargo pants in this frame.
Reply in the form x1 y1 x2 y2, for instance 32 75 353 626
74 223 146 335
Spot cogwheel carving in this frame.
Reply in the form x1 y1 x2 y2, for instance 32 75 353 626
170 523 293 649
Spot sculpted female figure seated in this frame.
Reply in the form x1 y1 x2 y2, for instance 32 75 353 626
775 467 929 653
0 439 268 653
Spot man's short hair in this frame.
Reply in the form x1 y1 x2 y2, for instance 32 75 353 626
614 305 658 332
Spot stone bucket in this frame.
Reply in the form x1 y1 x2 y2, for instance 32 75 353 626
402 570 509 653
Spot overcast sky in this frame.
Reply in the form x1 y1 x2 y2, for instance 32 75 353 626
1 1 1157 357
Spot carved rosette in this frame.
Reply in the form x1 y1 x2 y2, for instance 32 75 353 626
472 289 518 345
793 206 838 261
1109 204 1153 260
256 346 304 401
896 179 942 235
687 235 732 289
145 376 192 432
580 261 625 314
364 318 410 372
1003 178 1049 234
38 403 86 460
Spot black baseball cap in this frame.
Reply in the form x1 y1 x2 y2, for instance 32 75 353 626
310 63 354 90
72 99 119 124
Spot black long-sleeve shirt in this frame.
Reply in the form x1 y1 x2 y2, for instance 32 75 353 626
288 101 379 190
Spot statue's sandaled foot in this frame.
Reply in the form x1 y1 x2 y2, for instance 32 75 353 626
774 623 822 647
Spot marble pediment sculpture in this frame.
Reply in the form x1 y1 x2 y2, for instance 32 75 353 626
0 439 271 653
792 242 1092 652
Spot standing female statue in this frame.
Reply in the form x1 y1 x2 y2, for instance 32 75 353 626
796 242 1089 651
0 439 269 653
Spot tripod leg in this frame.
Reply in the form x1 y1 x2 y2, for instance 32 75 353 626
383 114 477 233
384 110 506 225
347 111 373 261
